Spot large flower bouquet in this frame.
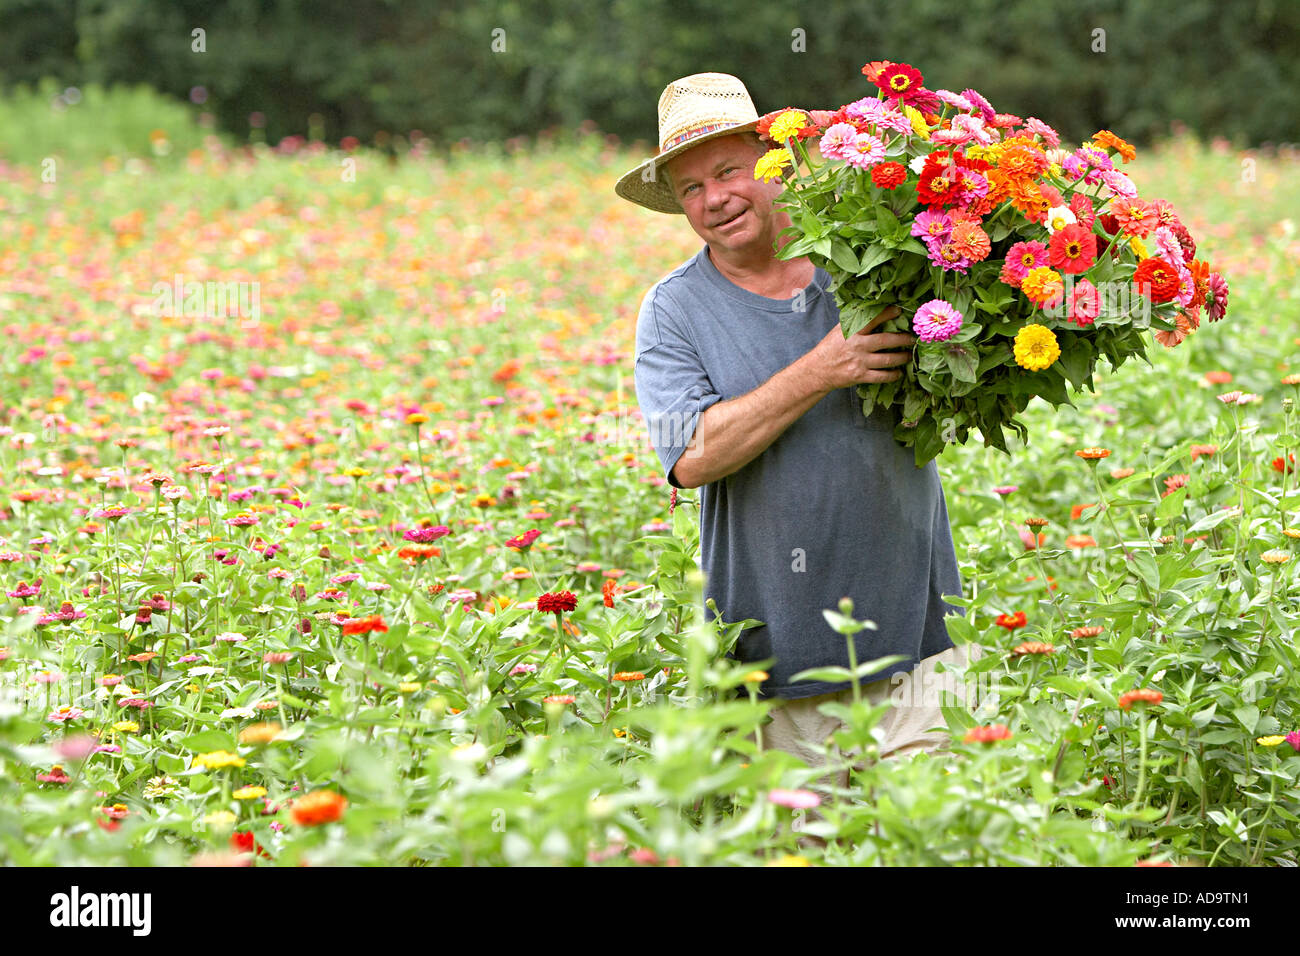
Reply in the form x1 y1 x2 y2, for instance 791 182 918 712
755 60 1230 467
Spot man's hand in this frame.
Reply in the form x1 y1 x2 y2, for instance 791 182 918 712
806 305 914 392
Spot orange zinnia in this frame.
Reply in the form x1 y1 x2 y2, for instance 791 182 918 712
290 789 348 825
1092 129 1136 163
1010 641 1054 656
1066 534 1098 548
1075 447 1110 460
1118 688 1163 710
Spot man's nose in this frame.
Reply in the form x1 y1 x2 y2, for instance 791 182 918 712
703 179 728 208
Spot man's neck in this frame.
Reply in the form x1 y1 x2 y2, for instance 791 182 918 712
708 247 815 300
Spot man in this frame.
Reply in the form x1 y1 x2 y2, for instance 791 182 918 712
616 73 965 775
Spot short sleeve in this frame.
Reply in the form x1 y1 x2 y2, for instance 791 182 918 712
633 285 722 488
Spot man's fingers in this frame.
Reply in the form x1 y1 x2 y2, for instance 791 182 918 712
859 305 902 333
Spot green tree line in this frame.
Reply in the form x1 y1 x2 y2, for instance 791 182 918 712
1 0 1295 151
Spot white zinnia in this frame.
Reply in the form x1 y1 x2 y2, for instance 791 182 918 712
1045 206 1077 233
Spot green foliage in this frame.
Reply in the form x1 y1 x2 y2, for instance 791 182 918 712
0 129 1297 866
0 0 1296 150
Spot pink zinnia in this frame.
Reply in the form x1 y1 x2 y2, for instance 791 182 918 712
1023 117 1060 148
1207 273 1229 321
912 300 964 342
505 529 542 551
1285 731 1300 752
1068 279 1102 327
818 122 857 161
911 208 952 243
843 132 886 171
404 524 450 543
1068 192 1095 228
767 788 822 810
1101 169 1138 199
999 240 1049 288
960 88 996 123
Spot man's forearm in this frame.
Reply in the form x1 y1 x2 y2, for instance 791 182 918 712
672 350 833 488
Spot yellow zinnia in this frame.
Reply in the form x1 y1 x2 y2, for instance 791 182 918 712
754 148 794 184
1013 324 1061 372
1257 735 1286 746
766 110 808 144
112 720 140 733
900 104 929 139
233 785 268 800
193 750 246 770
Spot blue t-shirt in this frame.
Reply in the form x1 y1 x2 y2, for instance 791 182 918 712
633 245 963 699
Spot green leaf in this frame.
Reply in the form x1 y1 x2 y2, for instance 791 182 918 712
1232 704 1260 734
944 343 979 383
789 655 905 686
180 730 237 753
1156 486 1187 523
828 238 859 273
856 243 893 276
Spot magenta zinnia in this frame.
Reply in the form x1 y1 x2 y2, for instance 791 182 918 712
912 300 964 342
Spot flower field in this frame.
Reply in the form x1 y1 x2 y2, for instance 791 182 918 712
1 124 1299 866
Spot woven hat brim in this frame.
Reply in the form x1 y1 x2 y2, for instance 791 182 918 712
614 120 762 215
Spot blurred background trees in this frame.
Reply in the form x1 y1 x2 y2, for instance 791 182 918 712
0 0 1295 153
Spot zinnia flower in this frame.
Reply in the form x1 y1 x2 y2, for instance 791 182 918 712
843 133 886 172
1021 267 1064 308
995 611 1027 630
767 788 822 809
1010 641 1054 656
1118 688 1163 710
754 147 794 183
870 161 907 189
870 62 926 104
1133 258 1181 303
536 591 578 613
964 724 1012 744
912 299 964 342
290 789 347 826
1013 324 1061 371
341 615 388 635
1048 223 1097 274
999 241 1049 287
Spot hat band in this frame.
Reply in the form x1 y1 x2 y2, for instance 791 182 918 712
659 120 746 154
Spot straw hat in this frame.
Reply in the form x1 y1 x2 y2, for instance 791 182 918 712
614 72 762 215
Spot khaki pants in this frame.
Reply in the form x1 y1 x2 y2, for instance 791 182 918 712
754 645 973 791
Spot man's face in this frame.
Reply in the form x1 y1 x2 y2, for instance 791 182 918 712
665 134 785 258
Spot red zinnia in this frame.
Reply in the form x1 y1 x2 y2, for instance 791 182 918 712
536 591 578 614
230 830 271 858
964 724 1013 744
601 578 617 608
870 162 907 190
916 155 963 207
341 615 388 635
870 62 925 104
1273 454 1295 474
995 611 1028 631
1048 223 1097 274
1133 258 1181 303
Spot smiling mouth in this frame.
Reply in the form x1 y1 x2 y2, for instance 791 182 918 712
713 210 746 228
